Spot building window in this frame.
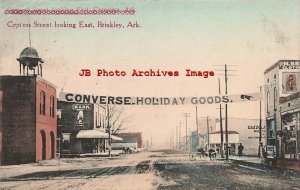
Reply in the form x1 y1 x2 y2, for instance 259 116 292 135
274 74 276 79
40 91 46 115
57 109 62 120
50 96 55 118
99 114 102 128
96 112 99 128
61 133 71 150
266 90 270 113
102 116 105 128
274 87 277 110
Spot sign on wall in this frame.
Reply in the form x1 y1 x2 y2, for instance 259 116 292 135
279 60 300 97
282 73 297 94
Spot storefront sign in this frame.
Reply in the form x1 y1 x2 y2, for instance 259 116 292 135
279 60 300 70
72 104 92 110
247 125 265 139
59 92 262 105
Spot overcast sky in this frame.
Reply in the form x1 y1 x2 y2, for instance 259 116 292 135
1 0 300 146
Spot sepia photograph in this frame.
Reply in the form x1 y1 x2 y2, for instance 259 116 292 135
0 1 299 189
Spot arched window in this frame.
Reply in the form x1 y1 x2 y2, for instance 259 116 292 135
266 90 270 113
274 87 277 110
40 130 46 160
50 132 55 159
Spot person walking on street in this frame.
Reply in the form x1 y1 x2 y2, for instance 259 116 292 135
238 143 244 157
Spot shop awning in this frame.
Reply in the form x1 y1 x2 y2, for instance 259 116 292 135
111 135 123 141
76 130 109 139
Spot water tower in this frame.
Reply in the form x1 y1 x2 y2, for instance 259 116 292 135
17 47 44 76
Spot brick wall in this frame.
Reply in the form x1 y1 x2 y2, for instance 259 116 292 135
0 76 57 165
0 76 36 165
117 132 143 148
36 78 57 161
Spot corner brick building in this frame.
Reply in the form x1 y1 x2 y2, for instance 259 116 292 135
0 47 57 165
0 76 56 165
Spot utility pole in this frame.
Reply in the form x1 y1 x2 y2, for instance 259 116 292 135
151 134 152 147
172 129 174 149
196 106 199 148
206 116 210 150
176 125 178 149
183 113 190 151
258 86 262 157
215 64 237 160
179 121 181 150
218 78 224 158
106 104 111 157
225 64 229 160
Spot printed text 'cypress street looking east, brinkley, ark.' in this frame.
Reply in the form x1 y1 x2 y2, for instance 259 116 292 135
7 20 141 29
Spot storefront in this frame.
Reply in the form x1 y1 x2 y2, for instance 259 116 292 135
266 118 276 157
57 100 107 155
76 130 109 154
278 92 300 160
264 60 299 169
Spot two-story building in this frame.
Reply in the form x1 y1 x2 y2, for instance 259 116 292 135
264 60 300 165
57 100 108 155
0 47 57 165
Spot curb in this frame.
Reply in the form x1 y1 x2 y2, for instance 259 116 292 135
231 159 300 178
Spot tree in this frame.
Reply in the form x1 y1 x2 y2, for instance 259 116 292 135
106 105 134 135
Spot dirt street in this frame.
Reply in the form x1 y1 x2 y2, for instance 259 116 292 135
0 149 299 190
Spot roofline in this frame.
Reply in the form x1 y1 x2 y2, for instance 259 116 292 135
264 60 300 74
211 131 239 134
36 76 57 88
0 75 56 88
264 61 280 74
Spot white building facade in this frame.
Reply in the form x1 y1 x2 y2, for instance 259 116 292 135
264 60 300 160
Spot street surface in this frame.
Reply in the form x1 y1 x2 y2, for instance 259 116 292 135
0 149 299 190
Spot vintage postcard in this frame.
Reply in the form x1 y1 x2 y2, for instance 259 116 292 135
0 0 299 189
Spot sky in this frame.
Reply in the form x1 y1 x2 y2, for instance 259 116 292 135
1 0 300 147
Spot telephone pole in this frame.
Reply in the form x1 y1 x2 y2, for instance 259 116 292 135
196 106 199 148
206 116 210 150
151 134 152 147
258 86 262 157
172 129 174 149
183 113 190 151
215 64 238 160
218 78 224 158
106 104 111 157
225 64 229 160
179 121 181 150
176 125 178 149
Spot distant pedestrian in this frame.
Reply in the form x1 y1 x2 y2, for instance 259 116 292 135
208 148 216 160
238 143 244 157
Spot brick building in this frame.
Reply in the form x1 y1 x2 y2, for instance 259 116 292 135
0 47 57 165
0 75 56 165
116 132 143 148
